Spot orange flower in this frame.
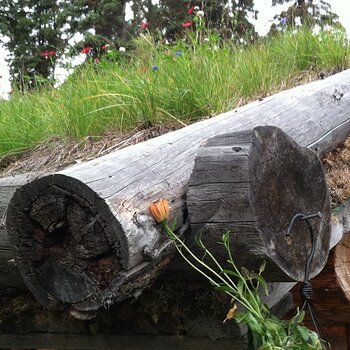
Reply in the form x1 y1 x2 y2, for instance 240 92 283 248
223 304 237 323
149 199 170 223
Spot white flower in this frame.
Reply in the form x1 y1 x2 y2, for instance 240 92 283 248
295 17 301 27
194 6 200 10
119 47 126 52
196 10 204 17
203 37 210 42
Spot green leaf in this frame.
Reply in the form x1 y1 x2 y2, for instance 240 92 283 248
237 279 244 296
222 269 240 278
241 266 251 278
170 218 177 231
258 343 274 350
245 312 264 335
296 325 311 343
259 261 266 275
254 274 269 296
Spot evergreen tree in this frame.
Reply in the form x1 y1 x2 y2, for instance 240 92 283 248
270 0 342 31
128 0 256 42
0 0 127 90
65 0 127 53
0 0 68 90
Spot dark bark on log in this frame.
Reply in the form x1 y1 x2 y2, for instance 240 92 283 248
187 126 331 281
3 69 350 313
0 173 42 294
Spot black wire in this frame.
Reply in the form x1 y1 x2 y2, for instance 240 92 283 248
286 212 330 350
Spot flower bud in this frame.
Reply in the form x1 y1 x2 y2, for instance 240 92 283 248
149 199 170 223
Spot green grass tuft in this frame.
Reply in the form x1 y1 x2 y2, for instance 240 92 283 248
1 27 349 158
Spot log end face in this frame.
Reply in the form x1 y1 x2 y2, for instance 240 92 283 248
251 126 331 281
6 174 125 312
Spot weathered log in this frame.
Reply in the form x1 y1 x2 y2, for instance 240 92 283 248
4 69 350 314
187 126 330 281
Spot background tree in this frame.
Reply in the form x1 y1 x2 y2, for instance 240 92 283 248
0 0 68 91
65 0 127 55
128 0 257 43
270 0 342 31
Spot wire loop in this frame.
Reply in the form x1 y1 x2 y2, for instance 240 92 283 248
286 211 330 350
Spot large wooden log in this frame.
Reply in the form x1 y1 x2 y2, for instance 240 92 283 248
4 69 350 314
187 126 330 281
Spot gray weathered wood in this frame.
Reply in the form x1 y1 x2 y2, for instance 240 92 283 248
187 126 331 281
4 69 350 314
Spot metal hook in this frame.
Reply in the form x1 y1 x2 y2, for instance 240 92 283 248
286 211 330 350
286 211 322 282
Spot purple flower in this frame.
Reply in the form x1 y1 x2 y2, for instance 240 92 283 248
280 17 287 25
175 51 182 57
152 65 158 71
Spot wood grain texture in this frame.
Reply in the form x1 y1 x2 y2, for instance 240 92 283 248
4 69 350 312
187 126 331 281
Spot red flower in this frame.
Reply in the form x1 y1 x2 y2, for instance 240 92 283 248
40 51 56 57
181 22 193 27
101 44 107 51
82 47 92 54
188 5 194 14
141 22 149 29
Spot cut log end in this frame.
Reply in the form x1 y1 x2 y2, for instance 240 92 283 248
187 126 331 281
6 174 127 312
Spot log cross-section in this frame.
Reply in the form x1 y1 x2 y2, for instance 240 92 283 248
187 126 331 281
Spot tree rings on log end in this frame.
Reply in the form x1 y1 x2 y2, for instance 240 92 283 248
187 126 331 281
6 174 128 313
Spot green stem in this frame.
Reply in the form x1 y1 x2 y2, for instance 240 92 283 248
224 236 263 317
163 222 261 318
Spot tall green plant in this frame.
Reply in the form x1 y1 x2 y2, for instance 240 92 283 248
149 199 324 349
